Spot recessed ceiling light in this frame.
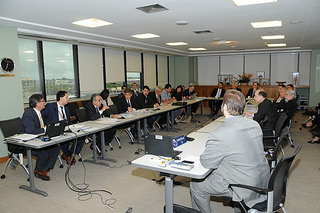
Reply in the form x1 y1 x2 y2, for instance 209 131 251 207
166 42 188 46
267 43 286 47
189 48 207 51
219 41 233 45
261 35 285 40
23 50 34 54
233 0 277 6
176 21 188 26
72 18 112 28
131 33 160 39
251 20 282 28
25 59 35 62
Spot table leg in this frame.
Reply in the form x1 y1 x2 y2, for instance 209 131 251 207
137 120 141 143
143 118 147 136
200 100 204 115
19 148 47 197
165 176 174 213
99 131 116 163
166 111 170 131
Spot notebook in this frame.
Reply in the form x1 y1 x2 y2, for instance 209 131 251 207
145 134 182 159
45 120 67 138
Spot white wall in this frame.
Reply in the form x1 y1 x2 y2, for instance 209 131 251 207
197 51 311 86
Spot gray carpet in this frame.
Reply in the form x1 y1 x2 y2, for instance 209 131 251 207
0 109 319 213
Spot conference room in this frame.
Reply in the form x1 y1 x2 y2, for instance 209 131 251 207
0 0 320 212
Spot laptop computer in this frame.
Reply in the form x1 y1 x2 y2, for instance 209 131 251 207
45 120 67 138
145 134 182 159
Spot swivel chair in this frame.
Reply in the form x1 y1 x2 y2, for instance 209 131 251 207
229 145 302 213
0 117 29 179
263 113 287 149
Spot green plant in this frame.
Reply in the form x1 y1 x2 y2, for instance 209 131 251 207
234 72 253 83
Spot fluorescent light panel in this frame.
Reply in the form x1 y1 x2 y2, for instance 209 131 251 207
189 48 207 51
251 20 282 28
72 18 112 28
261 35 285 40
166 42 188 46
131 33 160 39
267 43 286 47
23 50 34 54
233 0 277 6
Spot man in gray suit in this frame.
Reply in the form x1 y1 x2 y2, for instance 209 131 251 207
190 90 270 213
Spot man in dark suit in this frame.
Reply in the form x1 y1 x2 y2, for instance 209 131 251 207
149 86 167 127
246 90 278 129
117 85 127 100
42 91 85 165
132 82 139 98
116 88 138 113
246 81 259 98
209 82 226 115
85 94 118 149
136 85 160 129
277 90 298 126
230 82 242 92
182 83 198 114
21 94 60 181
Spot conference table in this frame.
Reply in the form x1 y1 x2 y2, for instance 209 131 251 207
5 98 202 197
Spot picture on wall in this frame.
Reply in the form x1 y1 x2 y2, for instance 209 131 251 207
256 71 265 78
292 72 300 86
218 74 233 85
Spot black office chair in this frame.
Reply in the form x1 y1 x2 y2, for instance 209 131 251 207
229 145 302 213
66 102 79 124
0 117 29 179
263 113 288 149
286 110 297 148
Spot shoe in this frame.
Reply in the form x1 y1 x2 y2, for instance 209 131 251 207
308 140 320 144
61 154 74 165
34 170 50 181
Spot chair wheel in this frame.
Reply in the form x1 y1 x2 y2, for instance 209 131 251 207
299 128 302 130
119 146 122 149
130 142 134 145
59 164 64 168
78 158 82 162
291 144 295 148
1 175 5 179
110 147 113 151
27 178 30 182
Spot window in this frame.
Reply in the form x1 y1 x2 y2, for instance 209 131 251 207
19 39 41 103
42 41 77 100
127 72 141 90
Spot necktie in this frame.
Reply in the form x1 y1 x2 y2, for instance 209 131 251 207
127 100 131 107
39 113 44 128
156 95 160 103
217 89 221 98
106 99 108 106
60 106 66 120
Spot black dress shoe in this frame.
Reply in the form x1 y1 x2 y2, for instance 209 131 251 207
34 170 50 181
308 140 320 144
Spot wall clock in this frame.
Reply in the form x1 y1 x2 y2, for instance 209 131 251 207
1 57 15 73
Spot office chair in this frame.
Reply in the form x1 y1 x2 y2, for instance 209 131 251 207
66 102 79 123
286 110 297 148
0 117 29 179
228 145 302 213
263 113 287 149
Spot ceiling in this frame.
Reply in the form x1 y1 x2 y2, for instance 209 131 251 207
1 0 320 56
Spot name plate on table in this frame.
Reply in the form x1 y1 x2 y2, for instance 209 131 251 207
173 135 187 148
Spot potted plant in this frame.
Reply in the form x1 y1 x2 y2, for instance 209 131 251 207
234 72 253 85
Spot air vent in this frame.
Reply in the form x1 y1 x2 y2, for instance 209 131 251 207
137 4 168 14
194 30 212 34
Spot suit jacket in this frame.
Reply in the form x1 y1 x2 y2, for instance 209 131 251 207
210 88 225 98
21 107 45 135
200 116 270 207
182 88 195 97
116 96 138 114
172 90 183 101
149 91 162 105
246 88 257 98
277 98 298 119
42 102 72 125
253 98 278 129
136 93 154 109
85 102 112 121
229 87 242 92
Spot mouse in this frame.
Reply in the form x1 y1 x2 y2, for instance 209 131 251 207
40 136 51 141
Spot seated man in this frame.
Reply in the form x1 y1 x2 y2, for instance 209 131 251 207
100 89 114 107
85 94 118 150
161 83 181 122
117 85 127 100
246 81 259 98
274 85 286 106
131 82 140 98
116 88 139 138
230 82 242 92
21 94 60 181
182 83 199 114
149 86 168 128
209 82 225 115
42 91 85 165
190 90 270 213
277 90 298 126
246 90 278 129
136 85 160 129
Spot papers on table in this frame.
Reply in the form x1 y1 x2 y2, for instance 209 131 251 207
7 134 38 142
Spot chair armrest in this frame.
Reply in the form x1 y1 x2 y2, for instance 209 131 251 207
228 184 270 195
263 135 277 139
